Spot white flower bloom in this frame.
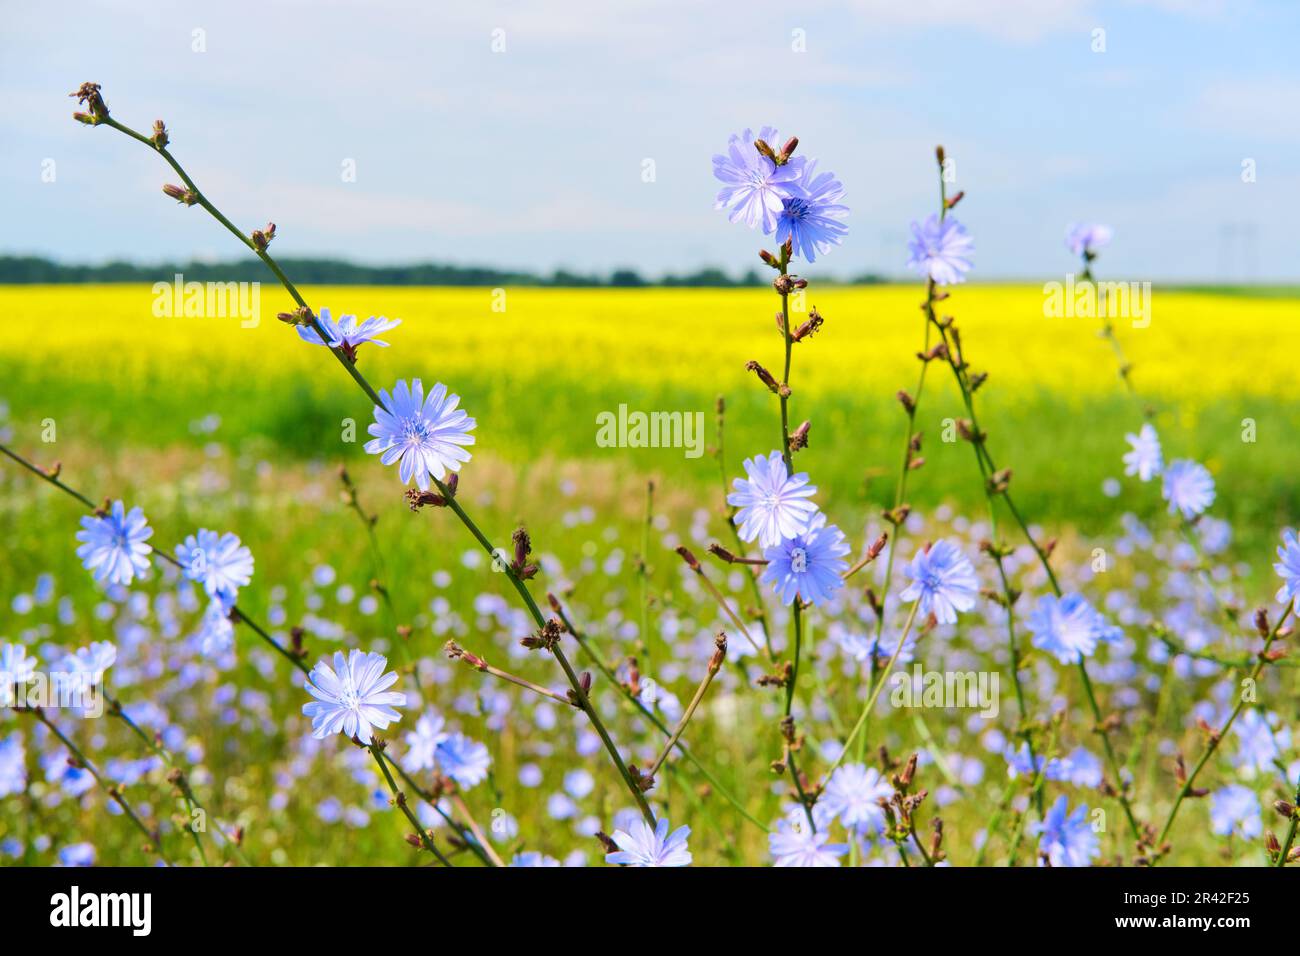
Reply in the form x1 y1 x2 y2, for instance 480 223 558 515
1122 423 1162 482
728 450 818 548
75 500 152 586
176 528 254 605
1162 459 1215 519
302 650 406 744
605 818 692 867
364 379 476 490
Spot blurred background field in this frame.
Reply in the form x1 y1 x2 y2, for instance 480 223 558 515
1 282 1298 866
2 283 1298 548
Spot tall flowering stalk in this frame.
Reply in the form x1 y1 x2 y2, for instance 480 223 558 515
1154 599 1294 858
1068 217 1294 865
1068 222 1142 402
910 146 1143 847
69 82 657 830
892 147 1048 823
713 127 849 831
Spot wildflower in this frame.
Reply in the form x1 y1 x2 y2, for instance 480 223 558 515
1209 785 1261 839
402 712 449 773
365 379 476 490
302 650 406 745
1065 222 1112 258
1122 423 1162 482
712 127 805 234
511 851 561 867
728 451 819 548
1161 459 1215 519
899 540 978 624
296 307 401 359
605 818 692 867
1274 529 1300 605
195 600 235 658
1031 795 1099 867
761 512 850 607
0 643 37 707
775 161 848 263
769 813 848 867
831 627 874 664
1004 743 1065 781
60 641 117 695
1232 710 1289 774
75 500 152 586
866 629 919 666
1026 593 1116 664
1061 747 1104 789
56 843 97 867
435 733 491 789
176 529 254 605
0 733 25 798
45 751 94 797
906 214 974 285
818 764 892 835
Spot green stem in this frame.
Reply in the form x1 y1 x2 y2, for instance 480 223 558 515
106 693 212 865
551 602 768 832
647 645 724 780
95 108 657 828
823 598 922 781
1277 780 1300 867
369 746 452 865
1076 658 1141 841
1155 599 1294 852
29 709 167 864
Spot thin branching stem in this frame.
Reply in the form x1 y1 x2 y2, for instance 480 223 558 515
369 745 452 865
91 106 655 829
1155 599 1294 851
26 708 167 864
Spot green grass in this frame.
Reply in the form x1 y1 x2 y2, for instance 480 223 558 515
2 284 1298 867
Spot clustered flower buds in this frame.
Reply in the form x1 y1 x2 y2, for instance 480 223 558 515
1254 607 1270 637
790 308 823 343
275 305 314 327
745 360 781 394
444 640 487 670
565 671 593 707
708 633 727 672
405 474 458 510
151 120 169 149
162 183 199 206
789 420 811 452
251 222 276 251
520 618 564 651
511 527 539 580
69 81 108 123
674 545 701 573
772 274 806 296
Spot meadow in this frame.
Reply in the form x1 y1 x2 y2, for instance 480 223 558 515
1 282 1298 866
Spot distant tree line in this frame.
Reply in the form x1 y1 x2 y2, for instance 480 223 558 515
0 255 887 287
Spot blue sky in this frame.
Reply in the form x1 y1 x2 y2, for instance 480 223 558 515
2 0 1298 280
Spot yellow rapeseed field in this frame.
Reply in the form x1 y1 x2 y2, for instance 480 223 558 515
3 284 1294 405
